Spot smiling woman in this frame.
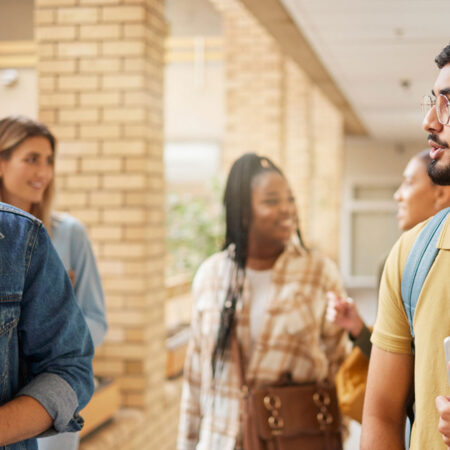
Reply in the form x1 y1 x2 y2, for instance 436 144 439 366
177 152 349 450
0 136 54 213
0 117 55 229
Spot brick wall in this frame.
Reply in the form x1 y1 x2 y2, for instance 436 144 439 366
309 87 344 261
282 58 314 246
282 60 345 259
209 0 285 169
35 0 180 448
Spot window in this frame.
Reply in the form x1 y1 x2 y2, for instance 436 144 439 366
164 140 220 184
341 178 401 288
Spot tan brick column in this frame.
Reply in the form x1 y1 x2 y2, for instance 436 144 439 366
35 0 166 411
283 66 343 261
282 58 314 246
209 0 344 261
209 0 285 170
309 87 344 261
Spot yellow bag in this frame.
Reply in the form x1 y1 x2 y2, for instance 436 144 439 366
335 345 369 423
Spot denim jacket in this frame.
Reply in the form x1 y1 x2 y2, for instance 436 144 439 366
0 203 94 450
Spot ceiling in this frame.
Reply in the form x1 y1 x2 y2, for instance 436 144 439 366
280 0 450 144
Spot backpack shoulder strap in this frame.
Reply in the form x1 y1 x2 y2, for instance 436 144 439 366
401 207 450 340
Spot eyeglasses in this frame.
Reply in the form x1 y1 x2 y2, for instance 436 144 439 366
421 94 450 126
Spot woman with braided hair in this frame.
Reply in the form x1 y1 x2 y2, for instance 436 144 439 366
177 153 349 450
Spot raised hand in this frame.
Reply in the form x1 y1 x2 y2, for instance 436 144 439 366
326 292 364 339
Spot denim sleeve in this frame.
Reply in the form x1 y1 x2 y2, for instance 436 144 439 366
17 223 94 433
68 219 107 347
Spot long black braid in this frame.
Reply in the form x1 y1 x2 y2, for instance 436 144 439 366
211 153 301 377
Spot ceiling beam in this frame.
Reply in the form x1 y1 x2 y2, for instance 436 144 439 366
239 0 367 135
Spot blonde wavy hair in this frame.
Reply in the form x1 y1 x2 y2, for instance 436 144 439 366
0 115 56 230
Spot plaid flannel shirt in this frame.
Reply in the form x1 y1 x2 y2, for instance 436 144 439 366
177 237 349 450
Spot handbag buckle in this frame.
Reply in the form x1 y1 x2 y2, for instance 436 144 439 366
263 394 281 411
317 409 334 427
264 394 284 435
268 415 284 435
313 391 331 407
314 389 334 430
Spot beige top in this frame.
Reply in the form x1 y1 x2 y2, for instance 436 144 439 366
372 216 450 450
177 236 348 450
246 267 272 354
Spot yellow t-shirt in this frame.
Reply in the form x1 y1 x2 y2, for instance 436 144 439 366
372 215 450 450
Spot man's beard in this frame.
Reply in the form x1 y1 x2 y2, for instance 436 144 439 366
428 159 450 185
427 134 450 185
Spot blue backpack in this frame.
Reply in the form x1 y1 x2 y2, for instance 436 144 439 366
400 206 449 448
401 207 450 342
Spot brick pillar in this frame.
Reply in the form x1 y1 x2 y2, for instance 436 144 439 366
35 0 167 412
309 87 344 261
281 59 344 260
209 0 285 170
209 0 344 261
282 58 314 245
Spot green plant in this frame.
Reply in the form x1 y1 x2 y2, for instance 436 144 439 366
166 177 225 278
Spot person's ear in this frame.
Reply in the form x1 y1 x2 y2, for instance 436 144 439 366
434 185 450 210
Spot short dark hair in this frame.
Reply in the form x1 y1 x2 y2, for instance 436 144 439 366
435 43 450 69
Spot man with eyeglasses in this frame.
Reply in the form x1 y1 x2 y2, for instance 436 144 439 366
361 43 450 450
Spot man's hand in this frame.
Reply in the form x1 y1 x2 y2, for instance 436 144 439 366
436 395 450 448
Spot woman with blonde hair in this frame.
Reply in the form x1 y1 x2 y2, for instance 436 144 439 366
0 115 107 450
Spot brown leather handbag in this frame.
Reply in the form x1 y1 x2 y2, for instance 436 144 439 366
232 334 343 450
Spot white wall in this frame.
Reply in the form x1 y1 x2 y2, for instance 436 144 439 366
342 135 428 325
164 0 224 190
344 136 426 179
164 62 224 142
166 0 223 36
0 68 37 119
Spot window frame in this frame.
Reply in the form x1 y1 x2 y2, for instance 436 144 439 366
340 176 400 288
